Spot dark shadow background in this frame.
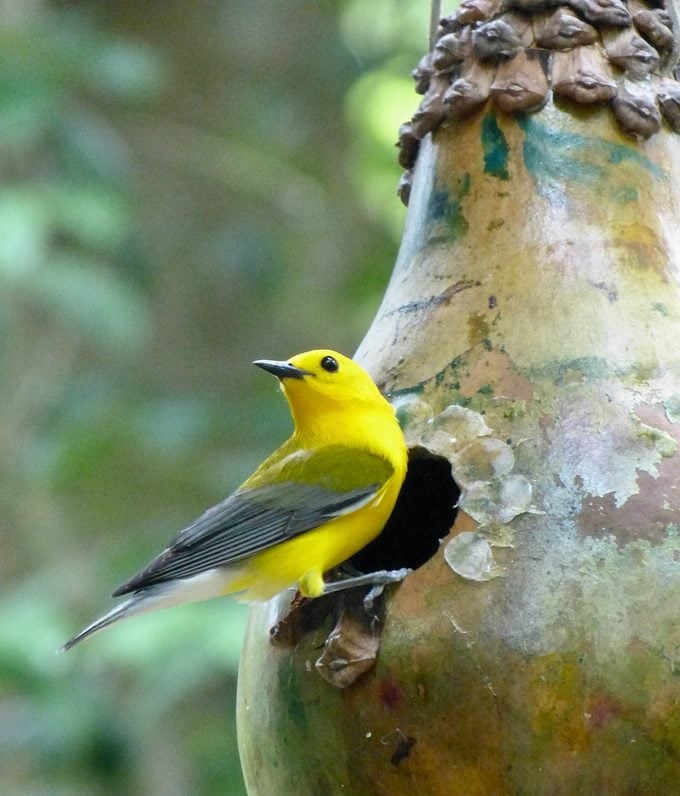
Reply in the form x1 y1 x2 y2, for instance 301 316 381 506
0 0 431 792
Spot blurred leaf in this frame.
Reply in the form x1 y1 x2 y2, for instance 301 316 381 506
341 0 429 60
0 76 59 148
132 397 214 454
57 107 132 182
0 190 50 276
87 41 166 101
30 254 150 352
345 64 414 237
0 15 164 159
0 184 127 278
52 184 129 251
0 24 84 87
0 584 72 683
88 600 247 675
346 67 416 150
203 220 279 290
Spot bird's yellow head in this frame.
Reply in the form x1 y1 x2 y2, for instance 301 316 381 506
254 349 395 441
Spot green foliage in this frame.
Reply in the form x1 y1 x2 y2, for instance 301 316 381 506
1 0 430 793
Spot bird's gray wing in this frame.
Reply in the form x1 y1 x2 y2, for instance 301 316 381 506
112 477 381 596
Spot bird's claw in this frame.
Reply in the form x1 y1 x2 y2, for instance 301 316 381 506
361 568 412 611
323 566 412 612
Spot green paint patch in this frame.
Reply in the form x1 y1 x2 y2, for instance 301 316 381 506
426 173 471 241
607 146 665 178
610 185 638 204
481 112 510 180
517 116 666 201
389 383 426 399
664 397 680 424
392 392 431 430
277 664 306 729
526 356 611 383
392 354 506 415
502 401 526 421
448 354 467 372
652 302 669 316
637 423 677 457
394 358 463 400
626 361 657 384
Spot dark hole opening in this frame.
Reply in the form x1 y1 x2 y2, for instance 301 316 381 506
349 447 460 574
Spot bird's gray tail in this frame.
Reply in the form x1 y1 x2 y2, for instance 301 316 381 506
61 595 142 651
61 567 238 651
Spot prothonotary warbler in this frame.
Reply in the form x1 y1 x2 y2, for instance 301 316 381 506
63 350 409 649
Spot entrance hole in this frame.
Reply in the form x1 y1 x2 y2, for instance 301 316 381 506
349 447 460 574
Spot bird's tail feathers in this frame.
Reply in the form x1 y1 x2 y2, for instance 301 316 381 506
61 594 142 651
61 567 238 651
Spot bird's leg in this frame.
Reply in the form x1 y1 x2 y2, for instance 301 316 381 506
323 567 412 611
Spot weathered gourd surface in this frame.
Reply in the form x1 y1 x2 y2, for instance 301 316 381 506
238 4 680 793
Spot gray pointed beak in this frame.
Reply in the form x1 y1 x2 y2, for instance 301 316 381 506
253 359 312 380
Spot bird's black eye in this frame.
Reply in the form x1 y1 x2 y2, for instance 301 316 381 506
320 355 339 373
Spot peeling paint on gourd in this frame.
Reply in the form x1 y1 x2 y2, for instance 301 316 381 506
393 395 538 581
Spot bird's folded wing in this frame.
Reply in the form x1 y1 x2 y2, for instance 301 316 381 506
112 446 393 596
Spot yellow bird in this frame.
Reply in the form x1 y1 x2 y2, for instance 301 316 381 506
64 350 409 649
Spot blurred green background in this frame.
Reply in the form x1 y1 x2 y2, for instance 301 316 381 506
1 0 433 793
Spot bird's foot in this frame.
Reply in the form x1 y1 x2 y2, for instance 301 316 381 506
323 567 412 610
